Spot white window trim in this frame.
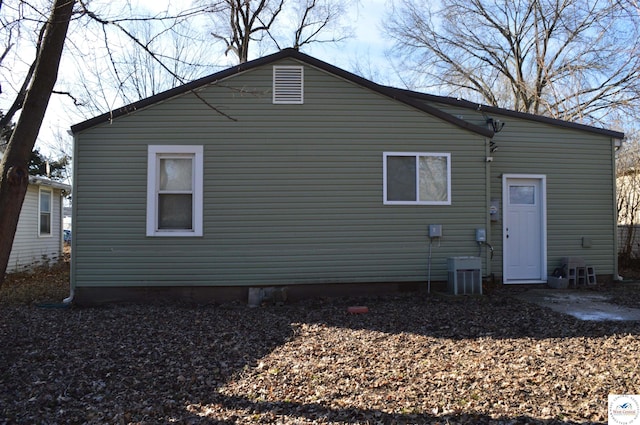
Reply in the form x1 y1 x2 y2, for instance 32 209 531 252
273 65 304 104
38 187 53 237
383 152 452 205
146 145 203 237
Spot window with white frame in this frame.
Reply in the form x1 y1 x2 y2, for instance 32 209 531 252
383 152 451 205
39 188 52 236
147 145 203 237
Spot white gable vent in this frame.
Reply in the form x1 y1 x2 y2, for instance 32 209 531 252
273 66 304 104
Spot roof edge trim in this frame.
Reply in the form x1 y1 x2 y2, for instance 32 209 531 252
70 49 493 137
394 89 625 139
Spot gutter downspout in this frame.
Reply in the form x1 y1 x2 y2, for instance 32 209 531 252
59 189 64 260
613 137 623 281
484 136 493 278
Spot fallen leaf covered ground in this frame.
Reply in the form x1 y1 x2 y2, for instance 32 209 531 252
1 261 640 424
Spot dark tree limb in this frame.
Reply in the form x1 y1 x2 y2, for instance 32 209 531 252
0 0 76 284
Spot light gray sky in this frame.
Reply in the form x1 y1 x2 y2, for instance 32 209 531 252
31 0 395 159
131 0 395 77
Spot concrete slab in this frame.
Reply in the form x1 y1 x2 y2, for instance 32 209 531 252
516 289 640 321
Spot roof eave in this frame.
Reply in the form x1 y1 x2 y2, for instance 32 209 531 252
70 49 493 138
283 51 494 138
29 175 72 192
395 89 625 139
70 50 297 134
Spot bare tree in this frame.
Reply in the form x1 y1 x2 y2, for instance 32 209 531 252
0 0 353 283
0 1 49 130
0 0 228 284
72 6 218 115
286 0 352 50
204 0 353 64
384 0 640 125
121 25 213 100
0 0 75 284
208 0 285 63
617 127 640 265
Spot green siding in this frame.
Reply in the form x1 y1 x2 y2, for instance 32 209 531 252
73 59 618 289
424 101 617 278
495 122 615 277
72 59 489 288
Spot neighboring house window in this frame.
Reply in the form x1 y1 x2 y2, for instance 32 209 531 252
39 188 52 236
273 66 304 104
147 145 203 237
383 152 451 205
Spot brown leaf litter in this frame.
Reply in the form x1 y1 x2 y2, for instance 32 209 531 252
1 263 639 424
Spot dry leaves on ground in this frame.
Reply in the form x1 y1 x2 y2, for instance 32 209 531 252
1 264 640 424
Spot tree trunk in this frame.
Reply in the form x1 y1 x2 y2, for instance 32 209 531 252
0 0 76 285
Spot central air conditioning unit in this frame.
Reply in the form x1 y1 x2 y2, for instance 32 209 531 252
447 256 482 295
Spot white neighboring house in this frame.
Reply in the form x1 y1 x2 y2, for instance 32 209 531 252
6 172 71 273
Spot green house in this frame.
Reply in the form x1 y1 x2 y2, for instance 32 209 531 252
69 49 624 304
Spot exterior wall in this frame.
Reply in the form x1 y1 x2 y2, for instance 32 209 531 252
72 58 489 291
8 184 65 273
495 121 615 279
425 101 617 280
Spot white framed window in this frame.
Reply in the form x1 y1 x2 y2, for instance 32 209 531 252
383 152 451 205
147 145 203 237
273 66 304 104
39 188 52 237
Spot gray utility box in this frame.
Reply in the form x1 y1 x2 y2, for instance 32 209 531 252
447 256 482 295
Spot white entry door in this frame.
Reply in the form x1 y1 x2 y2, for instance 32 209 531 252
503 175 547 283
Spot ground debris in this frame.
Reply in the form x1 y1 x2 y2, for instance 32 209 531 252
1 270 639 423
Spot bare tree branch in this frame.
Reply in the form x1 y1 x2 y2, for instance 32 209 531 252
0 21 46 129
0 0 76 285
290 0 351 49
205 0 353 63
52 90 82 106
385 0 640 125
207 0 286 63
78 0 238 121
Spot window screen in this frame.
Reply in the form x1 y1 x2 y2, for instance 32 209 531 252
147 145 203 237
384 153 451 205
